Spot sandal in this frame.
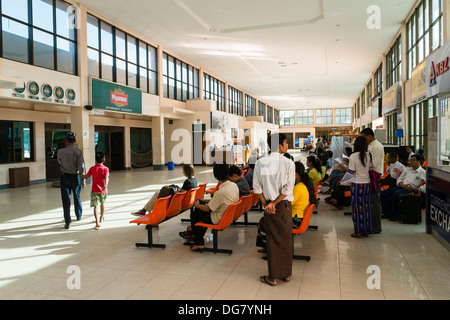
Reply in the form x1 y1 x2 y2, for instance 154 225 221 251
282 276 291 282
260 275 277 286
257 248 266 253
351 233 362 238
190 245 204 252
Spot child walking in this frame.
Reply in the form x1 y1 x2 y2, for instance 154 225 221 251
79 152 109 230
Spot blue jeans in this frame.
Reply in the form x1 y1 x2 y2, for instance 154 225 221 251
60 173 82 224
380 187 408 217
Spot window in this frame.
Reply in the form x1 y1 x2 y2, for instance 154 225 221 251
203 74 225 112
274 109 279 126
0 121 34 164
407 0 443 79
228 86 243 116
0 0 77 74
162 52 198 101
267 106 273 124
374 64 383 98
335 108 352 124
245 95 256 117
280 110 295 126
297 109 314 125
386 36 402 88
258 101 266 121
315 109 333 125
87 14 158 94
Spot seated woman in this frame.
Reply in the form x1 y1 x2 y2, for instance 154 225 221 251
179 164 239 252
131 164 197 217
256 161 312 254
306 156 322 187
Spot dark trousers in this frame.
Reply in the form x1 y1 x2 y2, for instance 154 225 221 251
60 173 82 224
190 208 214 245
380 187 409 217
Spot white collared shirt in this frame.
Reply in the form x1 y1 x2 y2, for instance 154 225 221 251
397 166 426 188
368 139 385 174
253 152 295 202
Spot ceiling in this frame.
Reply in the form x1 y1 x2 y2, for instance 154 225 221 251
77 0 417 110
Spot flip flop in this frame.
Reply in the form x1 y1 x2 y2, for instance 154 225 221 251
260 275 277 286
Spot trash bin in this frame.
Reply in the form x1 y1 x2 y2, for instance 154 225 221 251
168 162 175 171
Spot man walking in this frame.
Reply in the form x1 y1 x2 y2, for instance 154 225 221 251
253 133 295 286
57 132 86 229
361 128 385 234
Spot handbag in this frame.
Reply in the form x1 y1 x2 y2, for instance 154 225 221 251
369 153 382 193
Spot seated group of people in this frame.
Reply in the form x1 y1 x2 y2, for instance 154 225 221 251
131 150 319 253
321 146 427 215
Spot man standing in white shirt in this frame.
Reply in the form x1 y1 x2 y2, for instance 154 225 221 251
253 133 295 286
381 154 426 220
361 128 385 234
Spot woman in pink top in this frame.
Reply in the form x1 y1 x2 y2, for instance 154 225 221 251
79 152 109 229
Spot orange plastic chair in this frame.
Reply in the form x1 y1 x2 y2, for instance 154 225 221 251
130 196 171 250
292 204 316 261
194 200 241 254
206 182 220 195
195 183 207 200
181 187 198 212
233 195 251 222
165 191 186 219
234 191 258 226
422 161 428 168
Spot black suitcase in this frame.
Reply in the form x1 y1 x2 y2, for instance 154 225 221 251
397 193 422 224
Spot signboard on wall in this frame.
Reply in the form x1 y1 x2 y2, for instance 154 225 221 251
411 61 427 102
382 82 401 115
426 40 450 98
90 78 142 114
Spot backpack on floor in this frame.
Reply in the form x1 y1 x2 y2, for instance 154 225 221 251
397 192 422 224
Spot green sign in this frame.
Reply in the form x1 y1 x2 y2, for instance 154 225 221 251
91 78 142 114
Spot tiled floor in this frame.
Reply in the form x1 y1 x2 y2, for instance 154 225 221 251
1 153 450 300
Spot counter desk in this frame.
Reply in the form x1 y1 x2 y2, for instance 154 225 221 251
426 166 450 250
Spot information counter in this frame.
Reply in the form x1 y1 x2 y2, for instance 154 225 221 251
426 166 450 250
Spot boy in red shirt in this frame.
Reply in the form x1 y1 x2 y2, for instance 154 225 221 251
79 152 109 229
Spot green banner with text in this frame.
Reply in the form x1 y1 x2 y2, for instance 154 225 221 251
91 78 142 114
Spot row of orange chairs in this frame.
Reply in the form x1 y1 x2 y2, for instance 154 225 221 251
130 183 207 249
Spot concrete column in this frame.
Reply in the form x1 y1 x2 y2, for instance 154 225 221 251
152 115 165 170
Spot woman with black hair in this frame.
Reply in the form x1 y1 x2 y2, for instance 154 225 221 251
306 155 322 186
292 162 314 228
347 136 374 238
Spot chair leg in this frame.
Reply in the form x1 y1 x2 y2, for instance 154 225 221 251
180 207 193 223
292 235 310 261
308 225 318 230
201 230 233 255
233 212 259 227
135 225 166 249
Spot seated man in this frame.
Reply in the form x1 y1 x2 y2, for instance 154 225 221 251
381 152 405 189
179 164 239 251
381 154 426 220
229 165 251 197
244 155 257 190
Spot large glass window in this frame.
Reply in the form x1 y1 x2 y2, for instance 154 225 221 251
245 95 256 117
335 108 352 124
258 101 266 121
316 109 333 125
407 0 443 79
0 0 77 74
280 110 295 126
274 109 279 126
267 106 273 124
374 64 383 98
162 52 198 101
228 86 243 116
0 121 34 164
87 14 158 94
203 74 225 112
386 36 402 88
297 109 314 125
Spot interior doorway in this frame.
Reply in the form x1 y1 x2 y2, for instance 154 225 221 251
95 126 125 170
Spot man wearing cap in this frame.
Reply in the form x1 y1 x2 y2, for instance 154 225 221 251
57 132 86 229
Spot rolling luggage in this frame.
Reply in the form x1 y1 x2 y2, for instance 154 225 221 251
397 192 422 224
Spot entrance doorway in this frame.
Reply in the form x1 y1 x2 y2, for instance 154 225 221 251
95 126 125 170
